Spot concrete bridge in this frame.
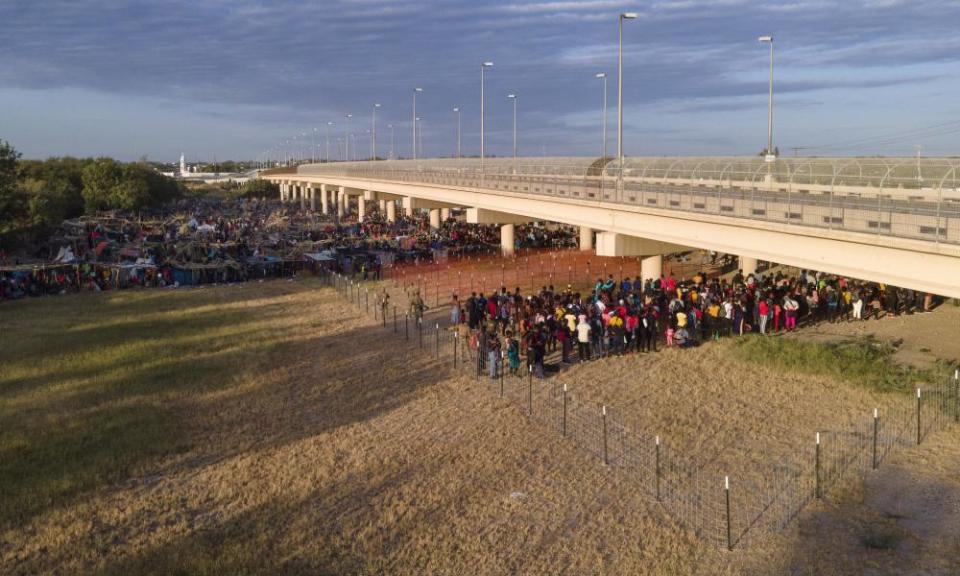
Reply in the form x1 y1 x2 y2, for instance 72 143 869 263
263 157 960 298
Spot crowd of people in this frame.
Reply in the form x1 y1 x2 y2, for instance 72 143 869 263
431 267 942 379
0 196 581 301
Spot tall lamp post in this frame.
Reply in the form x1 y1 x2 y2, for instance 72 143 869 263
480 62 493 170
416 117 423 159
617 12 637 187
388 124 394 160
507 94 518 160
344 114 353 161
325 121 334 162
759 35 775 162
372 103 380 160
412 88 422 160
596 72 608 161
453 107 461 159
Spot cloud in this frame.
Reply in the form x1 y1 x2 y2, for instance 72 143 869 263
0 0 958 159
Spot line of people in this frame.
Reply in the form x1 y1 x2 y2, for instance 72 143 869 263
434 267 942 379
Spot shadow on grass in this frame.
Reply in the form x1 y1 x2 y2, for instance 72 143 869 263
0 280 449 535
0 403 189 529
91 458 425 576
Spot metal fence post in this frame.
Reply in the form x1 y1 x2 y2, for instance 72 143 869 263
602 405 608 466
453 332 458 368
815 432 822 499
954 369 959 424
916 388 922 445
655 435 661 502
435 323 440 357
476 339 482 380
725 476 733 551
500 350 505 397
562 383 568 437
872 408 879 470
528 365 533 415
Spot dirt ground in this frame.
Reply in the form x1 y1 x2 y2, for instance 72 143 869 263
2 275 957 575
1 280 716 575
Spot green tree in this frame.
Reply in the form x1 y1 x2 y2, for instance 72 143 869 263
19 157 89 226
81 157 123 212
0 140 27 233
241 178 279 198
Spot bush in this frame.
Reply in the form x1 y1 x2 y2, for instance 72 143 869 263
734 336 932 393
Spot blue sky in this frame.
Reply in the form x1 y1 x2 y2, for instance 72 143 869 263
1 0 959 162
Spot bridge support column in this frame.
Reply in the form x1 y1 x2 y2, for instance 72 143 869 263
386 200 397 223
337 187 346 219
440 208 451 221
379 199 387 214
501 224 516 256
404 198 414 218
299 185 306 210
641 255 662 284
358 197 366 221
740 256 758 277
429 209 441 230
280 183 287 203
580 226 594 251
309 187 316 211
320 184 328 214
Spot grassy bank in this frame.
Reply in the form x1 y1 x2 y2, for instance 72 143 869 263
733 335 947 394
0 284 301 529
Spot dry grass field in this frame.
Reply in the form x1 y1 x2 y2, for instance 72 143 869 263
1 277 957 575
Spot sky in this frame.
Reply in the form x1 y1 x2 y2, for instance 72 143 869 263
2 0 960 163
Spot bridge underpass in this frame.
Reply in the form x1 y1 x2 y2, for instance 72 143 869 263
266 158 960 298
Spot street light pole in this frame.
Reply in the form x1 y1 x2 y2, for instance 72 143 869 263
453 107 461 159
759 35 775 161
618 12 637 182
372 103 380 161
416 117 423 159
596 73 607 161
345 114 353 161
325 121 334 162
413 88 422 160
387 124 393 160
388 124 394 160
480 62 493 170
507 94 517 160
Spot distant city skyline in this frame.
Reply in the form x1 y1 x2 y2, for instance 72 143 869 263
2 0 960 162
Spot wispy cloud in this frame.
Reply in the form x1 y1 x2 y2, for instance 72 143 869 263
0 0 958 159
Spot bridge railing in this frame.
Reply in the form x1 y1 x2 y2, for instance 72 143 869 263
295 159 960 246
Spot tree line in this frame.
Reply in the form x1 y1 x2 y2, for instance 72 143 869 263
1 139 186 246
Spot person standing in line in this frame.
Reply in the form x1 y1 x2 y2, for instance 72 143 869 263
783 294 799 331
506 331 521 376
758 297 769 334
576 315 592 362
645 307 659 352
450 293 461 327
488 335 501 380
